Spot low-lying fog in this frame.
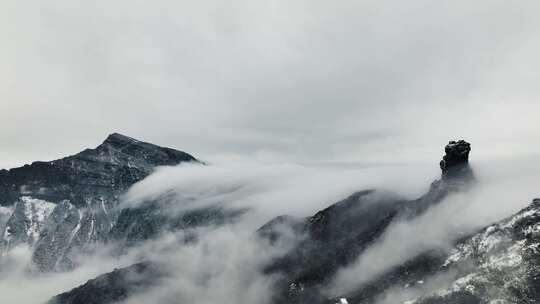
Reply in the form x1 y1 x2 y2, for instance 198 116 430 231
1 156 538 304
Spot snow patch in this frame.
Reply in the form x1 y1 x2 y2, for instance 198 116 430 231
2 197 56 248
20 196 56 243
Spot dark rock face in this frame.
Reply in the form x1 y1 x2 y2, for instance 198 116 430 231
0 133 198 271
48 262 164 304
440 140 471 178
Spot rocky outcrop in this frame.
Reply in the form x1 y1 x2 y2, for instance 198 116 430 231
440 140 472 178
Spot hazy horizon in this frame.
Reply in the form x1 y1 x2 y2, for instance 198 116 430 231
2 0 540 169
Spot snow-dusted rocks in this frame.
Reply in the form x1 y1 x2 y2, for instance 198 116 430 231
1 196 55 253
32 200 81 271
416 198 540 303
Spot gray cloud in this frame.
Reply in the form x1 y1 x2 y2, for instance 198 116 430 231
0 156 538 303
1 0 540 168
120 161 440 222
0 160 434 303
0 245 140 304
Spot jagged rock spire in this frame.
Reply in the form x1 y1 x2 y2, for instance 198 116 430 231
439 140 472 179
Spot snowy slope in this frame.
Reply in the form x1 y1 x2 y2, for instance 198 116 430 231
1 196 55 253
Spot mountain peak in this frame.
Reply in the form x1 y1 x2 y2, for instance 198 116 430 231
0 133 198 207
96 133 198 164
103 133 140 146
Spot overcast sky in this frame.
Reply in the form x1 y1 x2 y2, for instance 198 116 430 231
1 0 539 169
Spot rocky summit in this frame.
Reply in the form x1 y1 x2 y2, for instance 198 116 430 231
0 133 197 207
440 140 472 179
0 133 197 271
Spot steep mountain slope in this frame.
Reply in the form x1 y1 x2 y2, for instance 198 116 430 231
260 140 475 304
411 197 540 304
322 196 540 304
0 133 198 271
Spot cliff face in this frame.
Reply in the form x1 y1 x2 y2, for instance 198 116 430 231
0 133 198 271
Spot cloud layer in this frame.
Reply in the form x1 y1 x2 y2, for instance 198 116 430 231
0 154 538 303
1 0 540 167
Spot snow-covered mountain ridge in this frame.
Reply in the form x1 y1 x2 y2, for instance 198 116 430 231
0 133 198 271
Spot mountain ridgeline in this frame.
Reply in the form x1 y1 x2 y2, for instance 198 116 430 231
0 133 198 271
2 136 539 304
